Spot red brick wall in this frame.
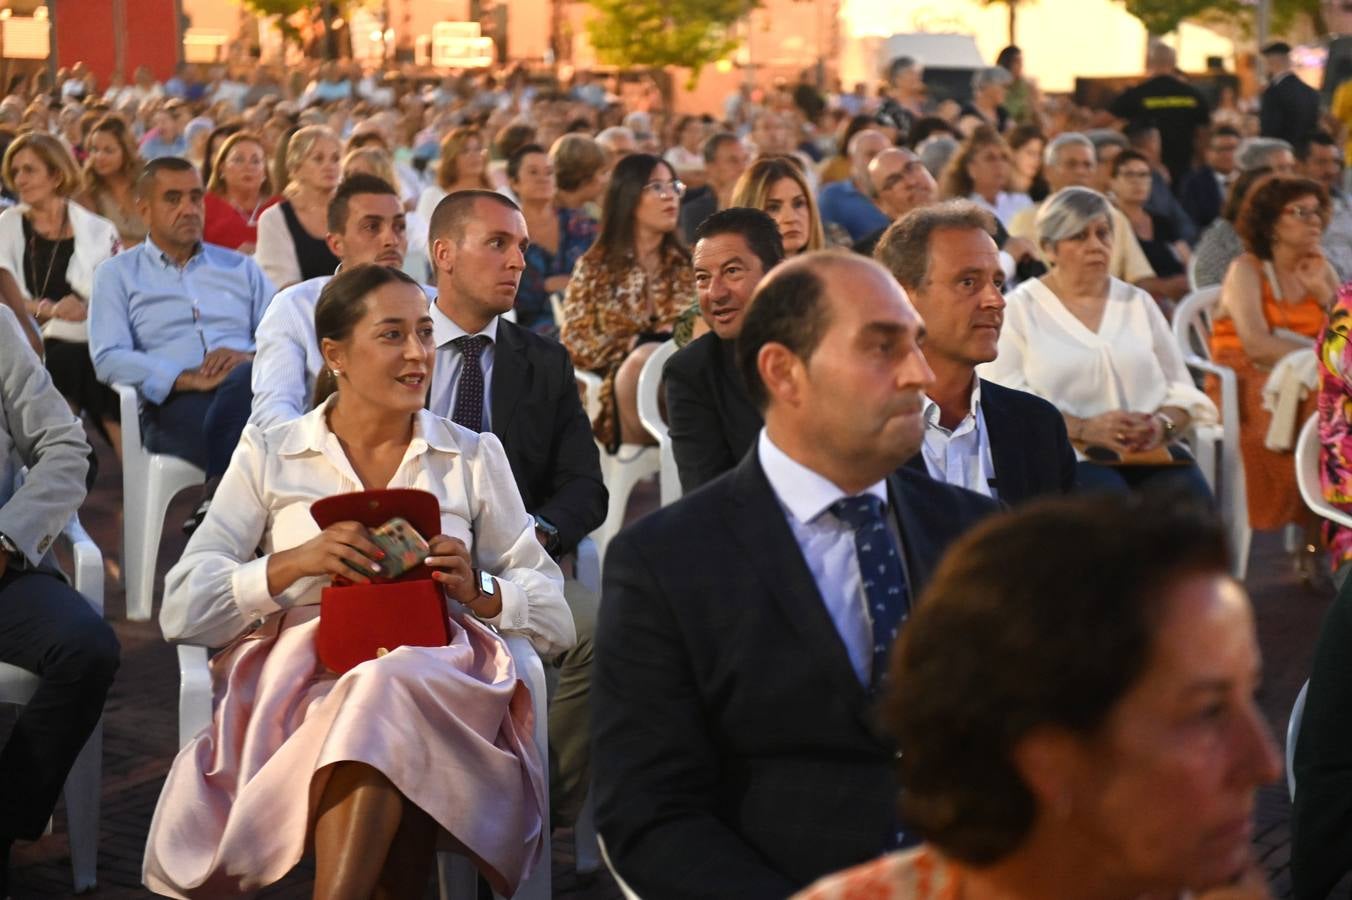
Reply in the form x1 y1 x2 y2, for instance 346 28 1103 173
55 0 181 86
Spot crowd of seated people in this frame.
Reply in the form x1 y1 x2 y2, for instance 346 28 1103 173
7 46 1352 899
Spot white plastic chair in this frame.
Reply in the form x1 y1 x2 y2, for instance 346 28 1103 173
177 633 552 899
1287 678 1309 800
1296 413 1352 530
113 383 206 622
0 516 105 892
635 340 681 507
573 368 659 567
598 834 643 900
1171 287 1252 578
1186 253 1200 292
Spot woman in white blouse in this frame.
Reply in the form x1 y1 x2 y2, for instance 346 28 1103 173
981 187 1217 496
143 265 574 898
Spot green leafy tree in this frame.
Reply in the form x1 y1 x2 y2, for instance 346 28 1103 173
585 0 758 88
237 0 352 50
1118 0 1243 35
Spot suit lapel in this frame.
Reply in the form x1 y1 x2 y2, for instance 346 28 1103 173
726 450 871 709
977 380 1025 505
888 472 938 603
490 320 528 438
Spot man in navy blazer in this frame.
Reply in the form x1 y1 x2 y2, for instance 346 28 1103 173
1177 126 1240 232
592 253 999 898
875 201 1076 505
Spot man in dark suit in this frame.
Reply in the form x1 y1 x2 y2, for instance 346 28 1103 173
664 208 782 493
874 201 1076 505
1261 41 1321 146
593 252 999 898
1178 125 1240 231
426 190 606 823
677 132 750 245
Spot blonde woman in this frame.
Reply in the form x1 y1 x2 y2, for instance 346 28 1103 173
204 131 278 253
255 125 342 288
74 115 146 247
415 126 494 224
0 133 121 452
729 156 825 255
341 146 431 284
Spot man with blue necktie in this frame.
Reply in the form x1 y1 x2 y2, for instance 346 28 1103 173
592 251 1000 899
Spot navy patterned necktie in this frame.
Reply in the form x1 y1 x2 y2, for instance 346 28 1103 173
450 335 490 432
831 494 911 692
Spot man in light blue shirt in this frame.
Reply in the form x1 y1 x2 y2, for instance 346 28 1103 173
90 158 274 492
817 129 891 241
138 100 189 160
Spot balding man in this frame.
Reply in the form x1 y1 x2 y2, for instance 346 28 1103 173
852 147 937 255
593 251 998 898
1108 40 1210 185
818 129 892 241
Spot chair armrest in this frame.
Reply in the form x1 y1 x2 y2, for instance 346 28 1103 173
61 516 104 615
177 645 213 749
574 368 603 421
572 536 601 595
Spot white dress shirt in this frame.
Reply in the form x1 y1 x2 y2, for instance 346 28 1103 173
249 273 438 431
980 277 1217 459
428 301 498 428
920 381 997 499
159 399 575 656
758 429 905 686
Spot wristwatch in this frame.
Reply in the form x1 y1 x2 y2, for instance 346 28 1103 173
1155 412 1178 442
472 568 498 602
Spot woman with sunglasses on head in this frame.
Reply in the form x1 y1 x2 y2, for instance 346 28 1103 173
561 153 694 451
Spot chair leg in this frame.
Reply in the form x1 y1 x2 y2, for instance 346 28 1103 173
63 719 101 892
128 467 188 622
122 479 152 622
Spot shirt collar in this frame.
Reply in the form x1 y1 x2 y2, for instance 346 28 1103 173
757 428 888 526
143 235 204 271
922 379 983 431
430 298 499 348
278 395 460 458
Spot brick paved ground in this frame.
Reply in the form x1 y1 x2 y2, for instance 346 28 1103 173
3 437 1339 898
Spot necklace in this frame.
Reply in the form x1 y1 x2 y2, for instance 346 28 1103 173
25 204 69 301
231 194 264 227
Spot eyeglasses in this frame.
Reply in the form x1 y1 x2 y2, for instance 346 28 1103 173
1284 204 1325 222
642 179 686 199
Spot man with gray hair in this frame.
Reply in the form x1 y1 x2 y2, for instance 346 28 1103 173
678 132 750 244
852 148 937 256
962 67 1012 131
595 125 637 164
877 55 926 137
1237 136 1296 174
1108 39 1210 184
1008 133 1156 286
874 201 1075 504
818 129 891 241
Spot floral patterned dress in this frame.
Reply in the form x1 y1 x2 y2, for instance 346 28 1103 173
516 206 597 336
560 244 695 450
1316 282 1352 571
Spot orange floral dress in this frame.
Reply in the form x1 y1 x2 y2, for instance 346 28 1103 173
791 847 960 900
559 244 694 450
1208 260 1327 530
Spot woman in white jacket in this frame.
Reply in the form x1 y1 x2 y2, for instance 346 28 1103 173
0 133 121 453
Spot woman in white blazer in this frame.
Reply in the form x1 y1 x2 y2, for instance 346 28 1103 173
0 133 121 454
981 187 1217 497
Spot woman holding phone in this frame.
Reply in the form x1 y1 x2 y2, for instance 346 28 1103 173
144 264 574 898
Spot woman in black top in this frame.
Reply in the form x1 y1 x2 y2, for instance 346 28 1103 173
1111 150 1191 304
254 125 341 288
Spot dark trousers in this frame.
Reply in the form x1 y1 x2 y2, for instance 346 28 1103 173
141 361 254 479
0 567 119 839
1074 444 1214 501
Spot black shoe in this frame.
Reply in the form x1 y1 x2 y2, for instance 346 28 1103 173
182 498 212 536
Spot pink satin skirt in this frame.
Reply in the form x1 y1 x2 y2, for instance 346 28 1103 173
142 606 545 898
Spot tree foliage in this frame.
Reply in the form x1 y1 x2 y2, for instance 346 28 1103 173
585 0 758 87
236 0 353 47
1118 0 1244 35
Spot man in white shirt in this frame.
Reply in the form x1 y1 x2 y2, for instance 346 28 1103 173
874 201 1076 505
426 189 605 826
593 252 999 897
250 174 422 431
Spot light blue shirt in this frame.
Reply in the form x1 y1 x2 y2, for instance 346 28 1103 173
89 238 276 404
817 178 890 242
139 133 188 161
757 429 904 685
428 300 499 430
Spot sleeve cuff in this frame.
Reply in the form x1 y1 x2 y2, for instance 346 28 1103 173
231 556 285 625
481 576 528 633
141 358 185 405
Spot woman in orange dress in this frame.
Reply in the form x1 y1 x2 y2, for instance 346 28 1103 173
1210 175 1336 532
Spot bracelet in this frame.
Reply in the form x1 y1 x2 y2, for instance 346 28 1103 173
1155 412 1177 441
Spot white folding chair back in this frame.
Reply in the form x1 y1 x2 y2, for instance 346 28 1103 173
1169 288 1251 578
1296 413 1352 529
636 340 681 507
598 834 644 900
0 516 104 891
1288 679 1309 800
114 383 206 621
178 634 552 899
1186 253 1200 292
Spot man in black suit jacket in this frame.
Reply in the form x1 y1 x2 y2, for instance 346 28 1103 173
665 208 783 493
427 190 605 823
875 201 1075 505
1178 126 1240 232
1261 42 1321 146
593 252 999 898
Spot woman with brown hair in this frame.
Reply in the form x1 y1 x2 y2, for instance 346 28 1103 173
203 131 278 253
561 153 694 450
1211 175 1338 536
415 126 494 224
937 124 1030 228
73 115 146 247
254 125 342 288
730 156 825 256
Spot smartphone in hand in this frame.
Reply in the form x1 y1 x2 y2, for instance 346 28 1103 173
368 517 431 579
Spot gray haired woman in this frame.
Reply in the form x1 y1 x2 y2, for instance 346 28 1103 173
962 66 1014 133
980 186 1216 496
